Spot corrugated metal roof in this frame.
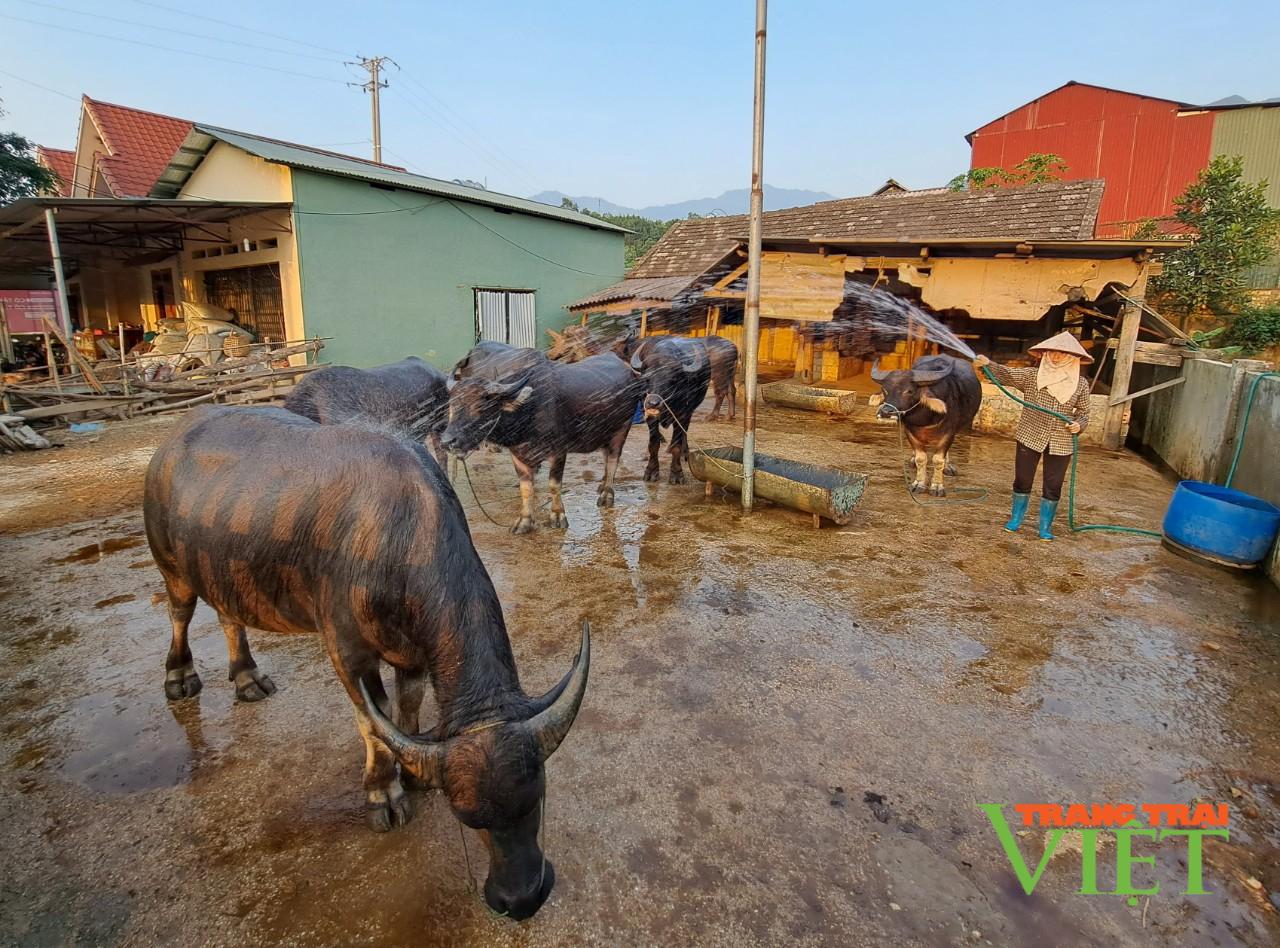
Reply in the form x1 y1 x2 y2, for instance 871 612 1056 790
152 125 625 233
569 275 696 309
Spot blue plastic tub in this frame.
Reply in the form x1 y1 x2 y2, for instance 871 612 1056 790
1162 480 1280 568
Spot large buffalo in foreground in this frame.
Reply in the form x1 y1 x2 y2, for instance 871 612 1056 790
144 406 589 919
284 356 449 466
629 336 712 485
871 354 981 496
445 341 644 533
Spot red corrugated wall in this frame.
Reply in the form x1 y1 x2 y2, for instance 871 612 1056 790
969 84 1215 236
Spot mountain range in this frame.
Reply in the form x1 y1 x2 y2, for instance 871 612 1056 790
529 184 837 220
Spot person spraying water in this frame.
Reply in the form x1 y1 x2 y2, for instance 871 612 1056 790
973 332 1093 540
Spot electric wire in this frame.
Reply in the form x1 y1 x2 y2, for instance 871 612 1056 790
0 13 347 84
13 0 342 62
124 0 353 56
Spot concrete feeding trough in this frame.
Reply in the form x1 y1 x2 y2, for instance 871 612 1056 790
761 381 859 415
688 447 868 528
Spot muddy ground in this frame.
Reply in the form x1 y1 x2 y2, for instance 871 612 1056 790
1 403 1278 947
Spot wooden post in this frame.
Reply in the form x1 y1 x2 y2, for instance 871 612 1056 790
639 308 649 338
43 332 61 391
1103 299 1142 449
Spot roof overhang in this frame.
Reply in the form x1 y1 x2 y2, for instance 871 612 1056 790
0 197 292 272
747 236 1190 259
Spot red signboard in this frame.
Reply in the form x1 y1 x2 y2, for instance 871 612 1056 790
0 290 63 334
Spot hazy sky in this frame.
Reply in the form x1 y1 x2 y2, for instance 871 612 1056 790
2 0 1277 208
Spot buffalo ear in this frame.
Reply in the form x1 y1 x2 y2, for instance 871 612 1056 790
867 393 885 408
869 360 888 382
921 395 947 414
502 386 533 412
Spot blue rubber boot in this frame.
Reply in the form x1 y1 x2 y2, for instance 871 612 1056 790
1038 498 1060 541
1004 492 1031 533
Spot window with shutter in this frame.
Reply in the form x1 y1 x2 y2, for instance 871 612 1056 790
474 289 536 347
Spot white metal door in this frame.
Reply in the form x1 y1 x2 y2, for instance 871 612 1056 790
474 289 536 346
507 291 536 348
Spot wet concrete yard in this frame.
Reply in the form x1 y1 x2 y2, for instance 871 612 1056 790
2 404 1278 946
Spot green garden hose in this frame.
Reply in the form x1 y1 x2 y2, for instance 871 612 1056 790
1224 371 1280 489
979 365 1162 539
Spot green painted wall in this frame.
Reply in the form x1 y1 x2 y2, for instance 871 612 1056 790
291 169 625 369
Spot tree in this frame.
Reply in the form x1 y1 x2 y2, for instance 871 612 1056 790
1148 155 1280 317
560 196 579 211
948 153 1068 192
0 105 58 203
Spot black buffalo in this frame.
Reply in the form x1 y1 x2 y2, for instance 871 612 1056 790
445 342 644 533
629 336 711 485
144 406 589 919
284 356 448 466
872 354 981 496
701 335 739 421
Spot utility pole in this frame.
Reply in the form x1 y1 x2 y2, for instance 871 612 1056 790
740 0 767 513
348 56 393 162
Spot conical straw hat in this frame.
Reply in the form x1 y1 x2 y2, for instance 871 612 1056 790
1029 331 1093 364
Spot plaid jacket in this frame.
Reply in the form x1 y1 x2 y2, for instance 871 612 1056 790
986 362 1091 456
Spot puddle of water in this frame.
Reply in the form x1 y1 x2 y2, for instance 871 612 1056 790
48 535 146 566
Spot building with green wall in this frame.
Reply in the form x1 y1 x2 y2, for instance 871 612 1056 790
153 126 626 369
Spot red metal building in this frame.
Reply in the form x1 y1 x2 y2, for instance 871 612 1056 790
967 82 1216 237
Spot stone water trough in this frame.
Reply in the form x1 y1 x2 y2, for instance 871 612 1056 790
688 446 868 528
761 381 859 415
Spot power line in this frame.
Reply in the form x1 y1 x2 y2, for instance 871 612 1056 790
13 0 341 62
0 13 347 84
347 56 392 163
125 0 353 57
0 67 79 102
446 200 616 276
398 70 536 188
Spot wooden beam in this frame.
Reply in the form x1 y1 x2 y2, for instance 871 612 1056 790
41 316 105 394
1105 338 1185 367
1107 376 1185 407
1102 298 1142 448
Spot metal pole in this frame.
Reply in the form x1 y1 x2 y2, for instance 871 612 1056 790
740 0 767 513
44 208 74 338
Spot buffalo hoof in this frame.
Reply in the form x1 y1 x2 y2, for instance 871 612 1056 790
930 484 947 497
668 469 687 485
233 668 277 702
643 467 661 483
511 517 536 535
367 786 414 833
164 665 202 701
943 462 958 476
708 412 721 422
909 480 927 494
549 512 569 530
596 487 615 508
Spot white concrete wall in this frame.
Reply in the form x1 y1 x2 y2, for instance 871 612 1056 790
1132 358 1280 587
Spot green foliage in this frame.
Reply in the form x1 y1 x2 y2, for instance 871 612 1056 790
573 208 674 269
948 153 1068 192
1149 156 1280 316
1131 218 1164 240
560 196 578 210
0 104 58 203
1224 303 1280 355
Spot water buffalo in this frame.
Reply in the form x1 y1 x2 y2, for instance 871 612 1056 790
284 356 448 467
701 335 739 422
871 354 981 496
144 406 589 919
629 336 711 485
445 342 644 533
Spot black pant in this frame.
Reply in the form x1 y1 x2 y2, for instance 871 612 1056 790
1014 442 1071 502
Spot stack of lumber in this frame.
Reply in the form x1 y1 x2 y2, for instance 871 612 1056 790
0 335 326 445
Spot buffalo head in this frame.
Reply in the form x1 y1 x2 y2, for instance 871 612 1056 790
441 375 532 456
870 359 950 419
631 340 707 420
361 621 590 920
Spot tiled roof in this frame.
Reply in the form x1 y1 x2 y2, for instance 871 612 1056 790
570 275 697 309
35 147 75 196
84 97 194 197
627 180 1104 280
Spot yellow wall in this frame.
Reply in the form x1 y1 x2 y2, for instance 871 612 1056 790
181 142 291 202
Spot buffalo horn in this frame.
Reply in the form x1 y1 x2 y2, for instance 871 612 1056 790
358 679 446 787
484 377 526 398
869 360 889 382
911 363 953 384
523 620 591 761
630 351 645 372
